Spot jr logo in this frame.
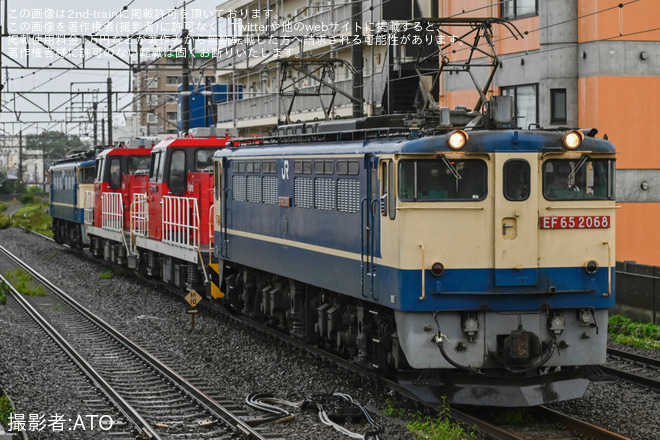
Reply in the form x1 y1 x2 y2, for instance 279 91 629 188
281 160 290 180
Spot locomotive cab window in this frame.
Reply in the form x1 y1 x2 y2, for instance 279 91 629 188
95 157 105 182
109 158 122 189
503 160 530 201
543 158 615 200
398 158 487 201
168 150 187 195
79 167 95 184
128 156 150 175
195 149 215 171
149 151 165 183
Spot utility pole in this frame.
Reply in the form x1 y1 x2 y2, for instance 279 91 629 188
352 0 363 118
18 130 23 192
181 28 190 134
107 77 113 146
92 102 98 145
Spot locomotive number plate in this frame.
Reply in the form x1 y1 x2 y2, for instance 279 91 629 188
540 216 611 229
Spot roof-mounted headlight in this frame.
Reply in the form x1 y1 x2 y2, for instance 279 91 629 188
447 130 468 150
563 130 584 149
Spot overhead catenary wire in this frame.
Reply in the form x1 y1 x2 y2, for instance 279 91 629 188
0 0 654 134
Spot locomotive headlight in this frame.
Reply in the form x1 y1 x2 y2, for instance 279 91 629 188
584 260 599 274
447 130 468 150
563 130 584 149
548 313 565 336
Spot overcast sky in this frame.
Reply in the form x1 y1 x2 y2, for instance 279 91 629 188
1 0 228 137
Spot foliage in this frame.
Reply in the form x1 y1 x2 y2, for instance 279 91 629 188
27 186 44 194
382 398 406 418
25 130 82 160
404 399 479 440
0 394 13 427
19 192 35 205
0 201 10 230
608 315 660 349
0 281 7 305
99 270 113 280
406 411 480 440
2 268 47 297
12 200 52 237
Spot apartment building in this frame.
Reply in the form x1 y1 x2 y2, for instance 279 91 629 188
132 57 217 136
214 0 442 136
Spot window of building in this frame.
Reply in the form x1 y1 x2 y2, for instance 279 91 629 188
166 111 177 120
501 0 538 19
166 76 179 86
501 84 538 128
551 88 567 124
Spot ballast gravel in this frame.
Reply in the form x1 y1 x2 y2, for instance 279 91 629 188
0 226 659 440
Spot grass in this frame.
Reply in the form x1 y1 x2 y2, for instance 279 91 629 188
608 315 660 349
406 411 480 440
0 394 12 427
0 281 6 305
99 269 113 280
384 398 479 440
12 200 53 237
2 268 47 297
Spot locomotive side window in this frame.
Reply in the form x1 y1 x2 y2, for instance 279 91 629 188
168 150 186 195
543 158 615 200
109 157 122 189
195 149 215 171
380 160 396 219
503 160 530 201
95 157 104 182
398 158 487 201
149 151 164 183
79 166 95 184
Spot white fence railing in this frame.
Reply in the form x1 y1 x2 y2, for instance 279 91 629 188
162 195 199 249
102 192 124 231
84 191 94 225
131 193 148 238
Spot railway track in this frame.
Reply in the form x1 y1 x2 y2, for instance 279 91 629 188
604 347 660 390
2 228 649 439
0 244 283 440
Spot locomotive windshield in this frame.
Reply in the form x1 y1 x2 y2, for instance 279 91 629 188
543 158 615 200
128 156 150 174
398 158 487 201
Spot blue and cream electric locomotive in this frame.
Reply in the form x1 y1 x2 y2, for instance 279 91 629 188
48 152 96 249
210 99 616 407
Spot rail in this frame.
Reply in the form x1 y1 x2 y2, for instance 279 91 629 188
0 245 272 440
0 269 160 440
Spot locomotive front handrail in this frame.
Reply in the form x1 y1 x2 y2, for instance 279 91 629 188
419 243 425 301
603 241 612 297
397 206 484 210
83 190 95 225
546 205 620 210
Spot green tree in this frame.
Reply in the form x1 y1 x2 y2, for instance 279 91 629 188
25 131 83 160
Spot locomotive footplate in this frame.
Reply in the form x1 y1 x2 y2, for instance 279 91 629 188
397 367 591 407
